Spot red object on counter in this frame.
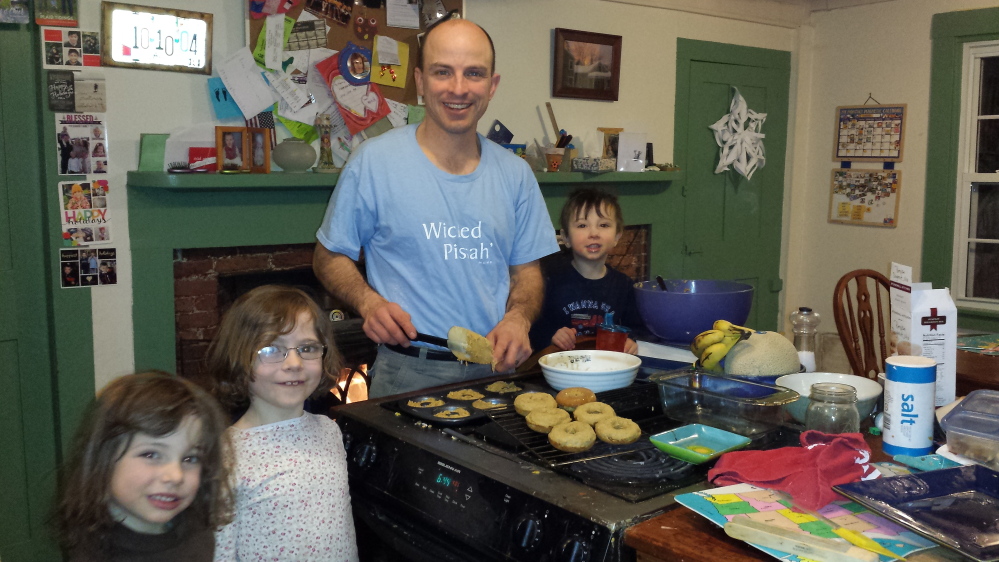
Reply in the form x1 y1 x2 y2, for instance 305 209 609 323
596 326 628 352
707 430 878 511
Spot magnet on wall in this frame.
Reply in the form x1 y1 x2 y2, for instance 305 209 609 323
485 120 514 145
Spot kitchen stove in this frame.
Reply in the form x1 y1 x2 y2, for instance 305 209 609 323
335 368 711 562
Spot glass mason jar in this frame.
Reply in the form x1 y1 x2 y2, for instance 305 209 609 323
805 382 860 434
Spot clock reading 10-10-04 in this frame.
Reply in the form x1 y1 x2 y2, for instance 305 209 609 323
100 2 212 75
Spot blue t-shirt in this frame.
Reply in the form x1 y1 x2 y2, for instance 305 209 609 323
317 125 559 339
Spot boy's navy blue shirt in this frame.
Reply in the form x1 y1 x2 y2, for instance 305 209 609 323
529 254 644 352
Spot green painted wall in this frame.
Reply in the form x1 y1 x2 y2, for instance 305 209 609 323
924 6 999 332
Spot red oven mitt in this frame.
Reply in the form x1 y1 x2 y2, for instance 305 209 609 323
706 430 880 511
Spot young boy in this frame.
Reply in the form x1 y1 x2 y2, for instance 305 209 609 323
529 188 643 354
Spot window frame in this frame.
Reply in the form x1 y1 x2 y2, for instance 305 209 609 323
953 42 999 311
924 6 999 331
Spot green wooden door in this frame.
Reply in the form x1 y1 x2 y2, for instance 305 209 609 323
675 40 790 331
0 24 62 562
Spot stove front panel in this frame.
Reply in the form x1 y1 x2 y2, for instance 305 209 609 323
340 414 614 562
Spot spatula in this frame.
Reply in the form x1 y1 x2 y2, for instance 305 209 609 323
412 327 494 365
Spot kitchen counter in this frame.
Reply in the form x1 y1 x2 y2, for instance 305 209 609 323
624 432 972 561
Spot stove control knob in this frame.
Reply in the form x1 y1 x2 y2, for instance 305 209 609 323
555 535 591 562
352 439 378 468
511 514 543 552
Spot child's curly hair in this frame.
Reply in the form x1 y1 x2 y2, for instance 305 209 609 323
55 371 233 554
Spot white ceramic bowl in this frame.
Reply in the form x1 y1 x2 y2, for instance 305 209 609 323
538 350 642 393
775 372 883 424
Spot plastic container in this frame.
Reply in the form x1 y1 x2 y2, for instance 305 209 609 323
805 382 860 434
649 424 751 464
883 355 937 456
939 389 999 469
789 307 820 372
648 368 799 437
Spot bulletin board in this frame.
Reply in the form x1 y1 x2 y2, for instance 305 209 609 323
828 168 901 228
832 104 906 162
249 0 463 106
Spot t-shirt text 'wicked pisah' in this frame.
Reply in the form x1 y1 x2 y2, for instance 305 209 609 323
423 220 494 262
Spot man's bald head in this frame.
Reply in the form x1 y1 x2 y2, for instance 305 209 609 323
418 19 495 75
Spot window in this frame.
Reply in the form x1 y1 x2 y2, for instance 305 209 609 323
954 43 999 309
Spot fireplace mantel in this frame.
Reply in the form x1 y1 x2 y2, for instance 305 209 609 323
127 170 681 372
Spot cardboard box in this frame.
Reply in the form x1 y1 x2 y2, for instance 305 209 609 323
889 262 957 405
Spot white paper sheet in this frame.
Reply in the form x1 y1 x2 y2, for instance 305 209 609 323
217 48 279 119
385 99 408 128
386 0 420 29
264 13 285 70
267 69 310 109
375 35 401 66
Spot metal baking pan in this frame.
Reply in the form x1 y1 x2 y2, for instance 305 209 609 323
396 380 542 426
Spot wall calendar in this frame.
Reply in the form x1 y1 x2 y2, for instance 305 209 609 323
833 104 905 162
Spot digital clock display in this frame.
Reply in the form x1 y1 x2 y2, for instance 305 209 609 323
101 2 212 75
436 473 459 488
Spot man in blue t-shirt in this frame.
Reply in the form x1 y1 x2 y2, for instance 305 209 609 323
314 18 559 398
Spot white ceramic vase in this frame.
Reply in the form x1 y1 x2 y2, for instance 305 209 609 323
272 138 317 173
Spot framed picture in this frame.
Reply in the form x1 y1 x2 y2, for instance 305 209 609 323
598 127 623 159
248 128 271 173
833 104 905 162
552 28 622 102
215 126 249 172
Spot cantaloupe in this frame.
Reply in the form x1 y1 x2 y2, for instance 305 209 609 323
723 331 800 377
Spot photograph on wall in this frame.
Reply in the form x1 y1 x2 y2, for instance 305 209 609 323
833 104 905 162
35 0 77 26
59 179 111 246
60 249 82 288
55 113 108 175
47 72 107 113
0 0 30 24
59 247 117 288
41 27 101 70
828 168 901 228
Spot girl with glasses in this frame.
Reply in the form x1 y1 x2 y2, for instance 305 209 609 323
204 285 358 561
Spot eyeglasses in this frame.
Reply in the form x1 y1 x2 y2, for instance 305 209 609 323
256 343 326 364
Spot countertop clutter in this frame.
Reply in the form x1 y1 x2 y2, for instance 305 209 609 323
624 432 971 562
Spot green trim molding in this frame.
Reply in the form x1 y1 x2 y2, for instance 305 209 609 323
924 6 999 330
127 171 680 372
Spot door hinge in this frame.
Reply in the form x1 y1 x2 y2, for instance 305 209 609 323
770 278 783 292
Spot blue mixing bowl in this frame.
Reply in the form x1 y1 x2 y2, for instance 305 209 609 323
634 279 754 345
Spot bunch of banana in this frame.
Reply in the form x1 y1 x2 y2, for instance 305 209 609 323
690 320 753 371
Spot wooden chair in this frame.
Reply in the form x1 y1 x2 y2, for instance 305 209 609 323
833 269 891 380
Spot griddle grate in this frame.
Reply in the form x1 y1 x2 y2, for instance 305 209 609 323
485 383 661 467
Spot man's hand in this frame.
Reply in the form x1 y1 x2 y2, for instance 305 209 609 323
489 260 545 371
359 298 417 346
551 327 577 351
487 312 533 372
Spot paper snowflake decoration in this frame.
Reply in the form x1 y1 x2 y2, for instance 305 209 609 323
709 87 766 180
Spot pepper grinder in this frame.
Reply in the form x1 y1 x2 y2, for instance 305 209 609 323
790 307 821 372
